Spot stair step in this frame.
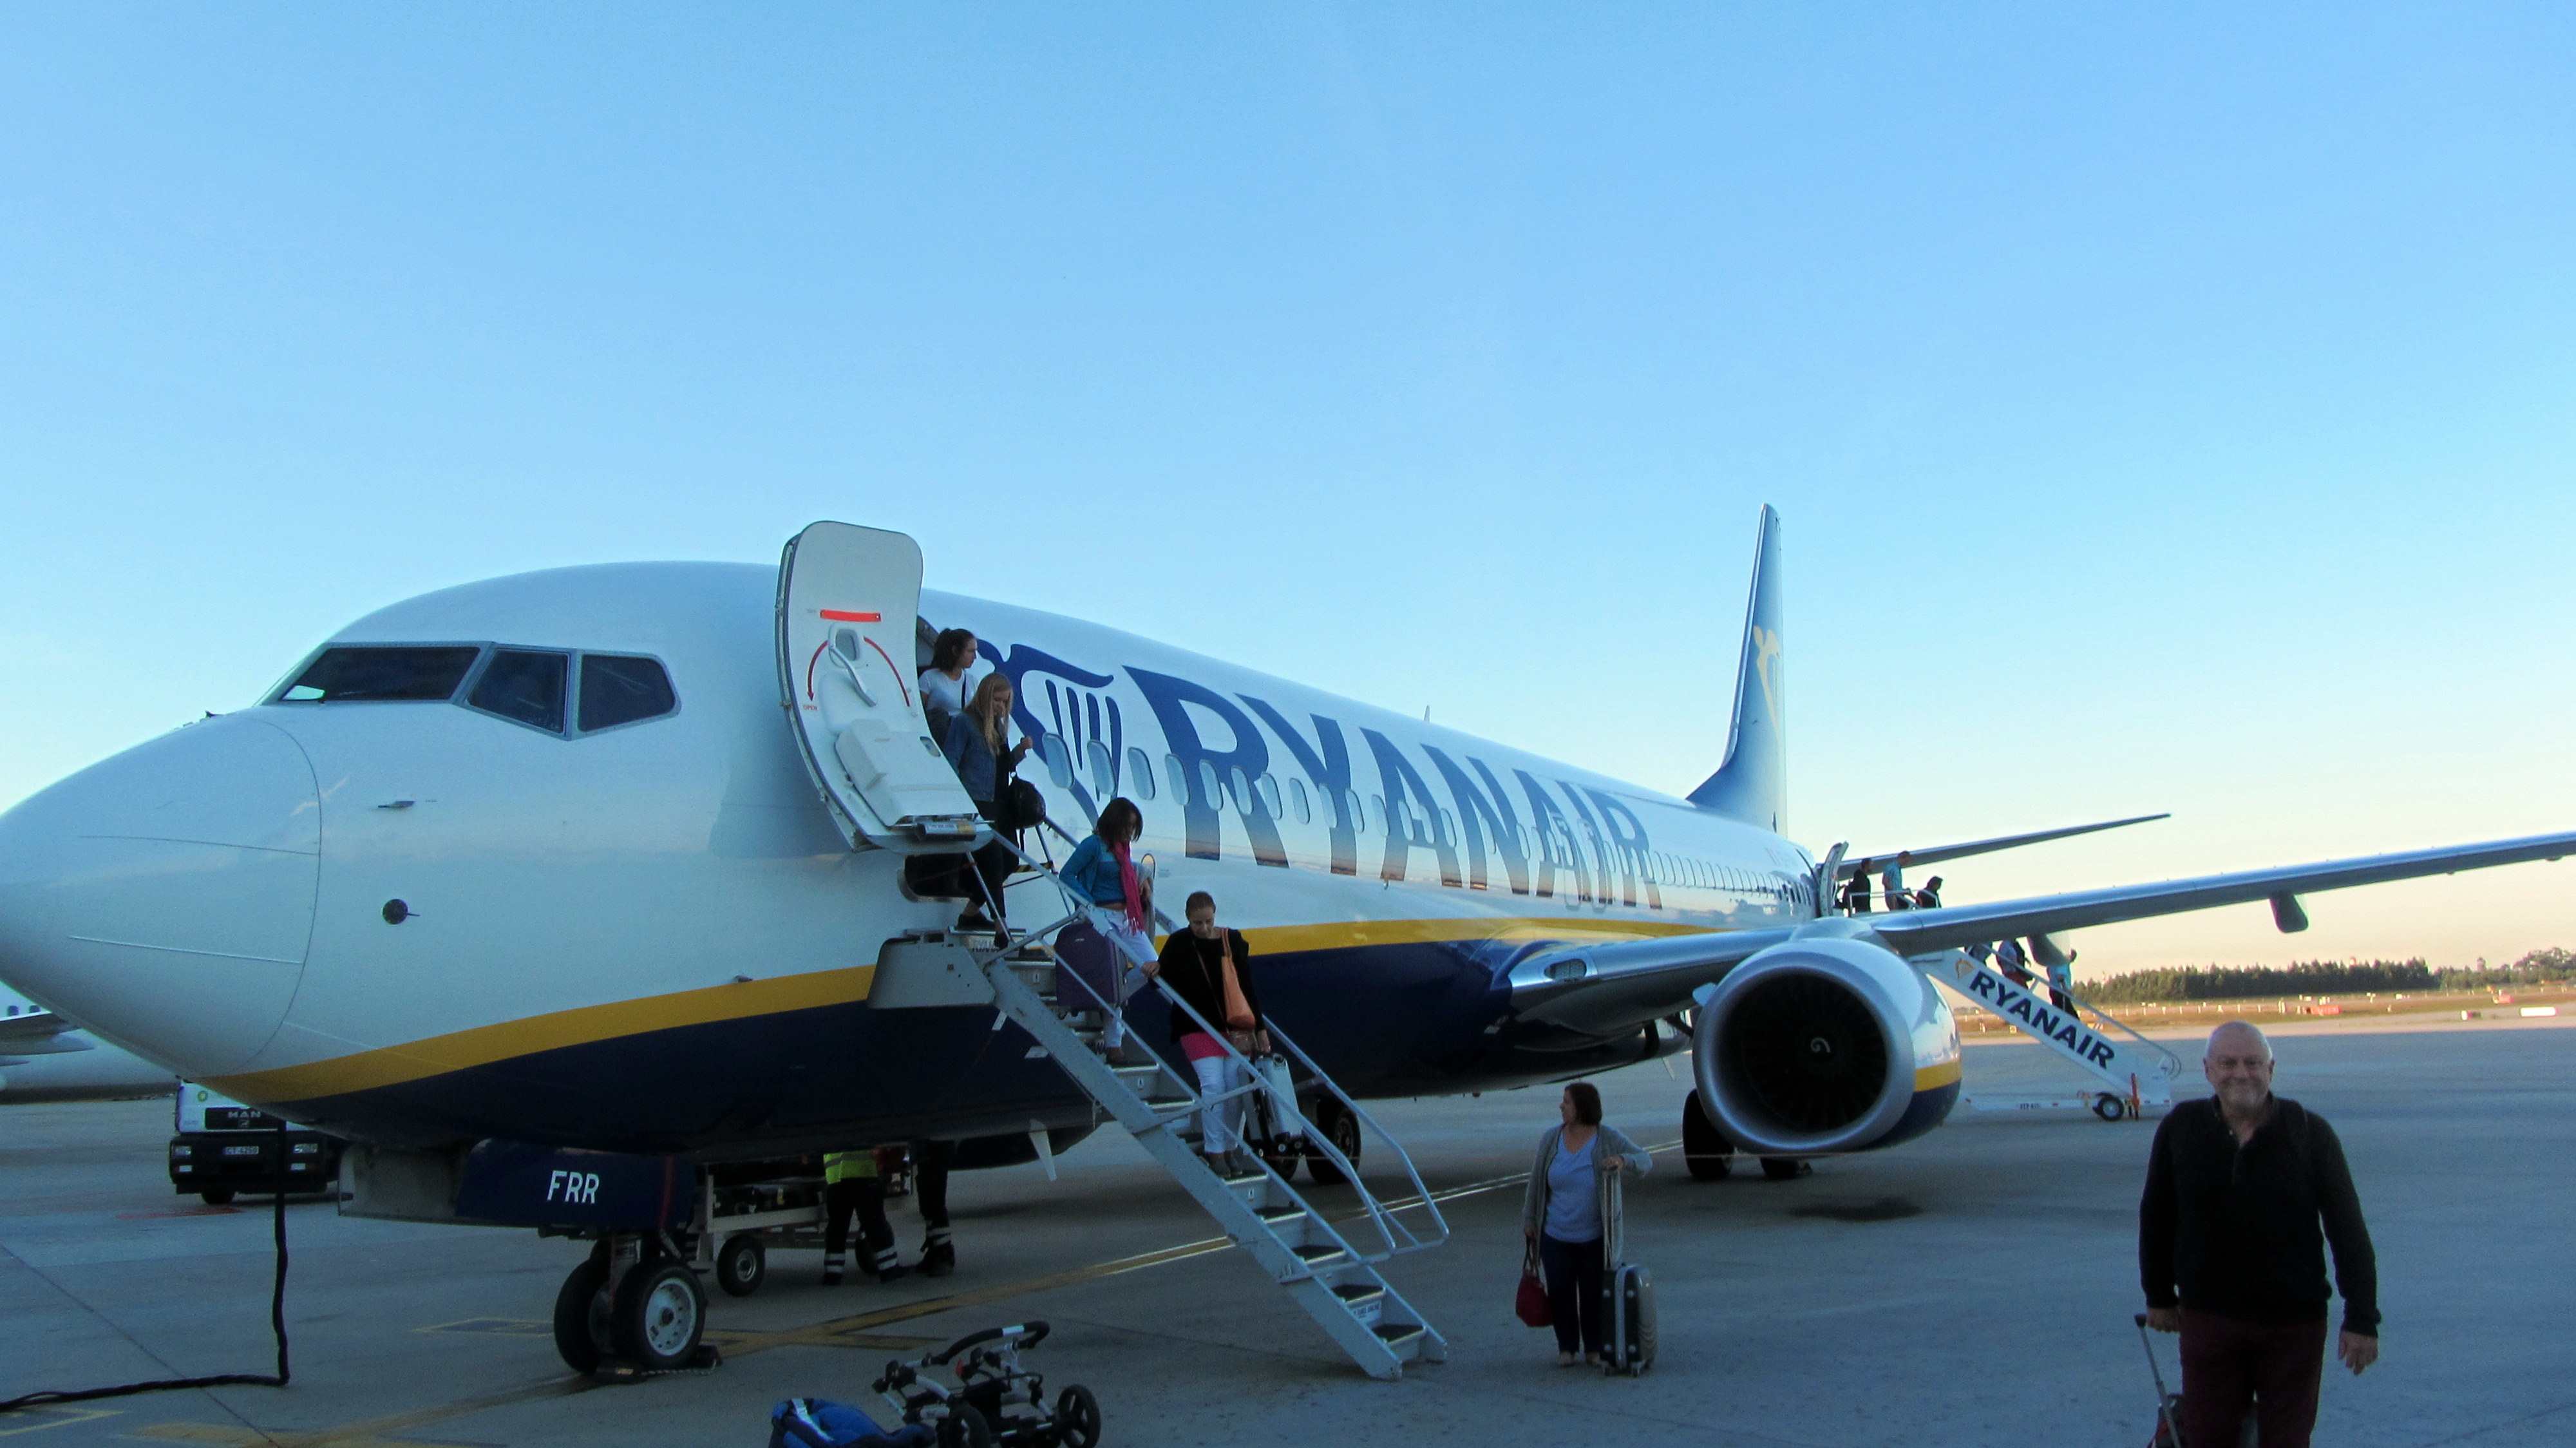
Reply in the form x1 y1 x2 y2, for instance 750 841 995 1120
970 945 1442 1381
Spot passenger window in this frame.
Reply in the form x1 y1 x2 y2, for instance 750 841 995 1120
576 654 676 732
1439 809 1458 846
1197 760 1222 809
1127 747 1157 800
1165 754 1188 802
468 649 568 733
1256 772 1282 820
1086 739 1116 799
280 645 482 703
1229 766 1255 815
1041 734 1075 790
1367 795 1387 835
1342 790 1364 830
1289 777 1311 825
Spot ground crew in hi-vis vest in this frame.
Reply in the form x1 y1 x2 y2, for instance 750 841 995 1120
820 1150 907 1286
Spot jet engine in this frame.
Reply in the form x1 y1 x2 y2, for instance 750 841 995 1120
1690 935 1962 1157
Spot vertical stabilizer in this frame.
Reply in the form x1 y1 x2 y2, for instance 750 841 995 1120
1687 506 1785 832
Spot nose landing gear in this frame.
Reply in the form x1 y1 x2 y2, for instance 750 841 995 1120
551 1235 718 1377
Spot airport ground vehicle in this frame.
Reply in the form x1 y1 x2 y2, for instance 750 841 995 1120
168 1082 345 1204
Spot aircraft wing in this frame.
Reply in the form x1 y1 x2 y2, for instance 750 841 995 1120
1865 828 2576 957
1835 813 2169 878
0 1011 96 1056
1508 827 2576 1035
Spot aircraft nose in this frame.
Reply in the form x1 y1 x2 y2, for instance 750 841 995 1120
0 714 320 1075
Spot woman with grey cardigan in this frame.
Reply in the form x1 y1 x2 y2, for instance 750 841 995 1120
1520 1081 1653 1365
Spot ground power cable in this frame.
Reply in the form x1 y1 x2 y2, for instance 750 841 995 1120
0 1117 292 1414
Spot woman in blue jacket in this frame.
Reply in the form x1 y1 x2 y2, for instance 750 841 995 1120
1056 798 1153 1060
940 673 1032 930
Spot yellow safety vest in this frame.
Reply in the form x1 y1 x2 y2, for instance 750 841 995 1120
824 1150 878 1184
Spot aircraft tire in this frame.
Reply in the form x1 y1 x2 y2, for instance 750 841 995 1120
551 1252 612 1374
1758 1156 1812 1182
1681 1091 1734 1181
611 1260 706 1371
1303 1100 1362 1187
715 1234 766 1297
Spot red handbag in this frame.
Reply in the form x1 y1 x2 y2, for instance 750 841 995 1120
1515 1240 1553 1328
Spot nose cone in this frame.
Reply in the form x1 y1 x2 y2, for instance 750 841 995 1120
0 715 319 1075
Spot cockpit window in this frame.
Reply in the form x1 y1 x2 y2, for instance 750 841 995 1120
278 646 483 703
468 649 569 733
577 654 677 732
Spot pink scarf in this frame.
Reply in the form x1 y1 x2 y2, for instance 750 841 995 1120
1112 840 1146 934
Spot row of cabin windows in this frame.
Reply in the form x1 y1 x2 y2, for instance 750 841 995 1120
273 645 678 738
1019 734 1791 903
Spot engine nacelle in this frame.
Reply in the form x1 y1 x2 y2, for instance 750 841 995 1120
1692 935 1962 1156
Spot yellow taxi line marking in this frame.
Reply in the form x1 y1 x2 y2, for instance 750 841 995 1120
715 1147 1678 1357
0 1405 118 1437
124 1141 1683 1447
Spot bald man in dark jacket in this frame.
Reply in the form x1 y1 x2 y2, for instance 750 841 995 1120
2142 1022 2378 1448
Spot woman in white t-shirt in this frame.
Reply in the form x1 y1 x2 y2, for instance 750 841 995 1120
918 629 978 738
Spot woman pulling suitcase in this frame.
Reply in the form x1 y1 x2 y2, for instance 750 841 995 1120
1520 1081 1653 1366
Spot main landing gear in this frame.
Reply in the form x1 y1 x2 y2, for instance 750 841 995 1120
552 1235 717 1375
1681 1090 1812 1185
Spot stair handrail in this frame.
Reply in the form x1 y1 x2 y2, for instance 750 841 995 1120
2061 984 2184 1076
986 835 1436 1259
1259 1017 1450 1252
1949 951 2184 1079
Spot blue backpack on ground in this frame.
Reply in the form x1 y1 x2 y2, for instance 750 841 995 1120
769 1398 936 1448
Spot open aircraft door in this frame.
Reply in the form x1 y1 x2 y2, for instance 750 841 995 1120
777 522 985 853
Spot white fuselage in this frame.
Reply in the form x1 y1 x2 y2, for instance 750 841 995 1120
0 562 1812 1155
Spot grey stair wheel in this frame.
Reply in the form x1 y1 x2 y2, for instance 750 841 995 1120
1681 1089 1733 1181
2093 1093 2126 1122
610 1259 705 1369
551 1252 612 1373
715 1233 766 1297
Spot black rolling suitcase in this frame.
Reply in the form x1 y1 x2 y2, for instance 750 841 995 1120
1600 1167 1655 1375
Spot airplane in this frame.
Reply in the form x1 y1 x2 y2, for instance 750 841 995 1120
0 987 176 1103
0 509 2566 1367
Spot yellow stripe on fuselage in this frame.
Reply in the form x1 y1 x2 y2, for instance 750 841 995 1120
206 915 1734 1104
208 966 880 1103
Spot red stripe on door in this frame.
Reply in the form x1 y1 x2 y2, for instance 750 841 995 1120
820 609 882 622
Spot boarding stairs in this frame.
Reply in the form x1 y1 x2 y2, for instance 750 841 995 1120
1915 949 2181 1118
868 837 1451 1380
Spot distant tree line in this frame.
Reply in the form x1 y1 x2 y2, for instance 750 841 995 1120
2083 948 2576 1005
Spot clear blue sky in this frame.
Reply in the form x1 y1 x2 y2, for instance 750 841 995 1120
6 5 2571 976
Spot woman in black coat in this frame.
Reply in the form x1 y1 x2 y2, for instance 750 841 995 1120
1145 890 1268 1177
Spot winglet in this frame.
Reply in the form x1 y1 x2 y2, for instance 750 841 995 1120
1689 505 1785 832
